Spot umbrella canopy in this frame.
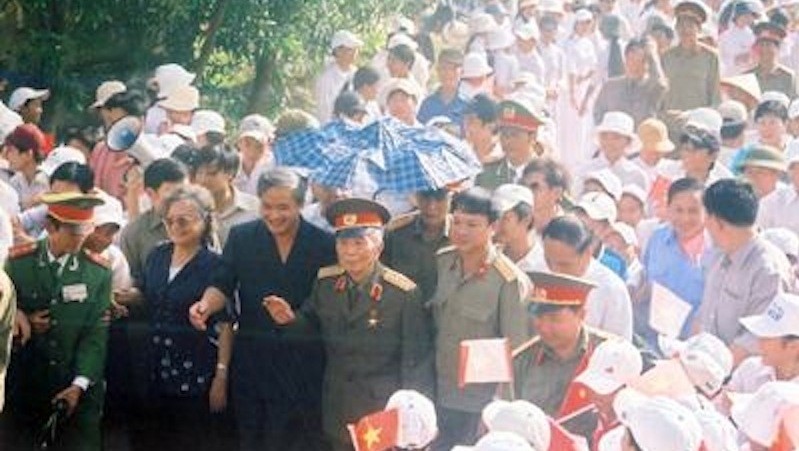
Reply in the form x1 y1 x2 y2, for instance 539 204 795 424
308 117 481 194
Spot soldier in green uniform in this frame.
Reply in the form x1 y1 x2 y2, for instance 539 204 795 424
382 188 451 302
264 198 434 451
4 192 111 451
475 93 550 191
512 271 615 443
661 0 721 134
747 21 797 98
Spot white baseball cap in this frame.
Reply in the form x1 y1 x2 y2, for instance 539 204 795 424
461 52 493 79
694 409 738 451
576 191 618 223
676 333 733 397
761 90 791 108
493 184 534 214
481 399 551 450
615 393 704 451
39 145 87 177
151 63 196 96
740 292 799 338
391 15 417 35
575 8 594 22
93 191 126 228
90 80 127 109
158 85 200 112
575 339 643 395
237 114 275 144
731 381 799 446
191 109 226 136
514 22 541 41
685 107 723 137
460 431 535 451
596 111 636 140
621 184 647 207
717 99 748 124
0 101 23 142
609 222 639 247
584 168 622 201
330 30 363 50
387 33 418 50
380 78 422 108
468 12 499 35
596 425 625 451
762 227 799 260
385 390 438 449
8 87 50 111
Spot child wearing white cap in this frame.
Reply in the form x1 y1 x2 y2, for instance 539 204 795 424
480 399 551 451
573 339 643 445
726 293 799 395
731 380 799 450
385 390 438 451
613 392 705 451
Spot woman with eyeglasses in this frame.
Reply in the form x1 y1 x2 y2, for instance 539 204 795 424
128 184 232 450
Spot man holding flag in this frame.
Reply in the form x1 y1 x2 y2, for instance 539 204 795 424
512 271 616 442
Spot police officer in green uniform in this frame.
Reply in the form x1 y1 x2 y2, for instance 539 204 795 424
512 271 614 443
747 21 797 98
475 93 550 191
4 192 111 451
264 198 434 451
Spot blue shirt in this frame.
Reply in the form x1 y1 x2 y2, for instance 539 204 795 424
416 88 468 127
642 225 713 340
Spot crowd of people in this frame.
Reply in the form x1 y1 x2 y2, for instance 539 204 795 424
0 0 798 450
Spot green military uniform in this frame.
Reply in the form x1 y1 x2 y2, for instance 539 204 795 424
511 271 612 442
290 198 434 451
475 94 550 191
748 21 797 98
5 240 111 450
661 43 722 112
3 192 111 451
383 211 450 302
432 246 530 403
0 270 15 413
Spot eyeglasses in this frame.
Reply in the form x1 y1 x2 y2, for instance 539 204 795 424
163 214 203 229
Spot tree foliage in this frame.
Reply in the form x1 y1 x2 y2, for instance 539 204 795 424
0 0 424 128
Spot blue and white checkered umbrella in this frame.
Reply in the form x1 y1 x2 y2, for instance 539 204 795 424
273 121 373 170
309 117 482 194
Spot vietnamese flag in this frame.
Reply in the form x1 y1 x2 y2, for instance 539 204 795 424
557 380 593 419
548 418 581 451
347 409 399 451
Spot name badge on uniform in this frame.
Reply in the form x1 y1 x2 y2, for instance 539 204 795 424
62 284 88 303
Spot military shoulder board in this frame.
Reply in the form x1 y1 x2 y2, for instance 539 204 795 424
317 265 346 279
8 241 38 260
382 268 416 292
493 256 517 282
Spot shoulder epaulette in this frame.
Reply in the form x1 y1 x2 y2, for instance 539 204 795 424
436 245 457 256
8 241 38 260
317 265 345 279
493 255 518 282
382 268 416 292
83 249 111 269
385 211 419 232
584 325 620 341
512 336 541 359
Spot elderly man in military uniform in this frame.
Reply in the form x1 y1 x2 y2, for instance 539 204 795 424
3 192 111 451
382 188 451 302
512 271 614 443
264 198 434 451
475 93 549 191
430 187 530 450
661 1 721 117
747 21 797 98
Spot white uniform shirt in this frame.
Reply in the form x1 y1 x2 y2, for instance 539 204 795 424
719 25 756 77
314 62 356 123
